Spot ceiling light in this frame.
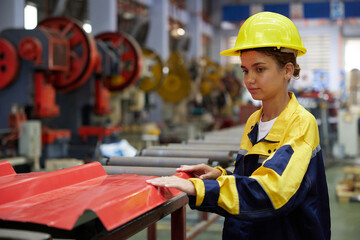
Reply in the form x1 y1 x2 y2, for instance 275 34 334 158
24 4 37 30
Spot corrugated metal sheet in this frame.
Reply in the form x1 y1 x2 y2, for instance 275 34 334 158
0 161 189 231
0 161 16 176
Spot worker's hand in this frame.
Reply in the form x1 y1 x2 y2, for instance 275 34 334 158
146 176 196 196
176 164 222 180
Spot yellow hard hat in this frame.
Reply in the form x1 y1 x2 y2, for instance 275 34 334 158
220 12 307 57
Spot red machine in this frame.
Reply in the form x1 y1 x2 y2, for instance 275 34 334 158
95 31 143 92
0 27 70 123
0 16 144 165
36 18 143 161
0 25 73 164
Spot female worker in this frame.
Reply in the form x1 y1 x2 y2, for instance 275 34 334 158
147 12 331 239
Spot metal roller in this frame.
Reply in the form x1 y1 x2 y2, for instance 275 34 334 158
107 156 208 167
147 145 238 153
187 140 241 146
165 144 239 152
186 139 240 147
141 149 231 167
204 135 242 139
204 134 243 140
103 166 178 176
202 137 242 143
203 134 242 140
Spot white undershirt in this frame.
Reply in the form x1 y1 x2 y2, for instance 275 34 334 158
257 116 277 141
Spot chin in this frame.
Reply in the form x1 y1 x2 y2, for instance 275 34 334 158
250 95 261 101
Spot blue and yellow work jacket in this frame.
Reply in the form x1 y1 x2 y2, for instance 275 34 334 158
188 92 331 239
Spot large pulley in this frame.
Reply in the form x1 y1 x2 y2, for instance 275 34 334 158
157 52 191 103
0 38 19 89
96 32 143 92
199 57 220 96
138 48 163 92
38 17 99 92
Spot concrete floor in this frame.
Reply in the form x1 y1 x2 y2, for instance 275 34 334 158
326 158 360 240
129 158 360 240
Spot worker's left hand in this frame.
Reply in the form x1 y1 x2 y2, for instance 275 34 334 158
146 176 196 196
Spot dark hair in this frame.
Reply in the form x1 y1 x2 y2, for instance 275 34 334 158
241 48 301 79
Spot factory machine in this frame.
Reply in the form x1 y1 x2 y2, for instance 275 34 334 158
38 18 114 163
0 16 145 168
0 21 72 169
41 17 146 163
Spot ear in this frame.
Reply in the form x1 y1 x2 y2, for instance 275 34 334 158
284 62 294 80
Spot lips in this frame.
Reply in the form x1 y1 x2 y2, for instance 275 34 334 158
247 88 259 94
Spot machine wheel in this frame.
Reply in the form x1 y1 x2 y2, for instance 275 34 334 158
0 39 19 89
38 17 99 92
157 51 191 103
96 32 143 92
139 48 163 92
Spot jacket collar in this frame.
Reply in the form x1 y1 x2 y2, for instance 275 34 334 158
248 123 259 145
247 92 299 145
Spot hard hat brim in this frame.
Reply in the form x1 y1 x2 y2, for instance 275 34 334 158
220 46 307 57
220 48 240 56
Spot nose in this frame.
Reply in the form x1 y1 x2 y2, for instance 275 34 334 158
245 71 256 85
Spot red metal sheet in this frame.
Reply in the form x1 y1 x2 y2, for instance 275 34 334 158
0 161 190 231
0 161 16 176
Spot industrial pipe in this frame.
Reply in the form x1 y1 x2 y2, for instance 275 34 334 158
187 138 241 144
103 166 178 176
141 149 231 167
164 144 239 152
146 145 238 153
107 156 208 167
203 136 242 142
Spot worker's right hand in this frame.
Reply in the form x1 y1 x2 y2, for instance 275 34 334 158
176 164 222 180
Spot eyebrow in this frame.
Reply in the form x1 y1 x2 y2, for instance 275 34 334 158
241 62 266 69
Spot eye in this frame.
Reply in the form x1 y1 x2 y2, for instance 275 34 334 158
242 69 248 74
256 67 264 73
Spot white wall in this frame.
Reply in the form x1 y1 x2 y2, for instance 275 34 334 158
0 0 24 32
297 23 341 92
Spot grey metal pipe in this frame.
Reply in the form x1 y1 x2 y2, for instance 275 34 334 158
186 139 240 147
141 149 231 167
107 156 208 167
203 136 242 142
165 144 239 152
103 166 178 176
147 145 238 153
189 138 242 144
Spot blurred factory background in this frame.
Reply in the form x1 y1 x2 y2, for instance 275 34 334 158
0 0 360 239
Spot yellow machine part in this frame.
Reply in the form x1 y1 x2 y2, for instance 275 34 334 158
200 57 220 96
157 52 191 103
139 48 164 92
110 75 125 86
